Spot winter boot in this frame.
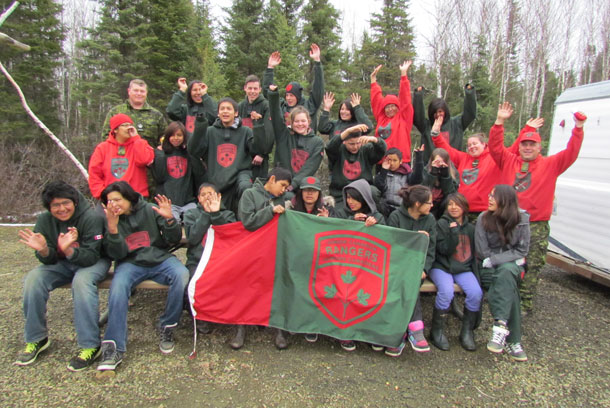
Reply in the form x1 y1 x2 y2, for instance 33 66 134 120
460 308 478 351
274 329 288 350
430 308 450 351
230 325 246 350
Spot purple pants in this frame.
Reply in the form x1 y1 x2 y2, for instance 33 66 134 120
429 268 483 312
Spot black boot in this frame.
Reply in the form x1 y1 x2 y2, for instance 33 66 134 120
274 329 288 350
430 308 450 351
460 308 477 351
230 325 246 350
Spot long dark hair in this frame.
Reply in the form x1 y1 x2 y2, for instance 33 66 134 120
186 80 204 107
161 121 187 154
427 147 459 181
481 184 521 244
292 188 324 213
345 187 371 214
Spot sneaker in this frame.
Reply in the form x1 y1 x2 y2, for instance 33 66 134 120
487 322 510 353
339 340 356 351
370 344 384 352
97 341 123 371
67 347 101 372
385 336 407 357
304 333 318 343
14 338 50 366
408 329 430 352
505 342 528 362
159 323 177 354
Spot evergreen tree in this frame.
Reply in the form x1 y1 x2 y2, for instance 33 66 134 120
0 0 65 140
193 0 227 98
74 0 205 140
264 0 304 89
300 0 344 95
368 0 416 93
221 0 269 99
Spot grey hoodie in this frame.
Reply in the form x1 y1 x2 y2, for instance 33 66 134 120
335 179 384 224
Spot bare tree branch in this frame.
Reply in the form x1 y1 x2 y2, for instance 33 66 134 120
0 61 89 180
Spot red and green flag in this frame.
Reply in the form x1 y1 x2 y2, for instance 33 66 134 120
188 211 428 347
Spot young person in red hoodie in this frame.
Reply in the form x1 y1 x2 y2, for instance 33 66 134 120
88 114 154 200
370 61 414 163
488 102 587 312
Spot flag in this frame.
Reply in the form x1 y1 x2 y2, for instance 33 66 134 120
188 211 428 347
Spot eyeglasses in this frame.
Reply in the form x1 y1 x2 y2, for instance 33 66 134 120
106 197 124 204
50 200 72 209
423 201 433 205
488 193 496 200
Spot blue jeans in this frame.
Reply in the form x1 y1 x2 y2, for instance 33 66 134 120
103 256 189 352
429 268 483 312
23 258 111 348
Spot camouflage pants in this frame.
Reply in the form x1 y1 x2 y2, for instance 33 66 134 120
520 221 550 311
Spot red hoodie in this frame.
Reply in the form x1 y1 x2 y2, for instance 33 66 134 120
488 124 584 221
88 132 154 199
432 127 527 212
371 75 413 162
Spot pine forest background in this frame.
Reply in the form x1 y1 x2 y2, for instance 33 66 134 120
0 0 609 218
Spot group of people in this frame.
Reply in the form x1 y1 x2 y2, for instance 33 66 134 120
15 44 587 373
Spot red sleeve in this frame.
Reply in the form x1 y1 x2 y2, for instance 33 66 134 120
87 146 106 199
432 133 467 167
370 82 385 120
549 126 584 175
398 75 413 134
133 136 155 167
488 124 516 169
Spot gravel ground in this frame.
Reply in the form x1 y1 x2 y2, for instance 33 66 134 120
1 226 609 407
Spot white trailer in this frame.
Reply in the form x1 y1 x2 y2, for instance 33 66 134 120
547 80 610 286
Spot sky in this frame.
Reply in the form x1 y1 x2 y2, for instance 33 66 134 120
208 0 433 63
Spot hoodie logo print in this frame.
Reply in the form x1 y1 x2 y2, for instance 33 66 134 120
513 172 531 192
167 156 188 179
461 168 479 185
217 144 237 168
343 160 362 180
378 123 392 140
185 115 195 134
111 158 129 179
291 149 310 173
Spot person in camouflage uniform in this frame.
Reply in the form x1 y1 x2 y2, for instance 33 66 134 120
102 79 167 148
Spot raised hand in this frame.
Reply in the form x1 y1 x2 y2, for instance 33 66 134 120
323 92 335 111
526 117 544 129
381 156 391 170
177 77 188 92
269 84 278 92
309 44 321 62
103 203 120 233
153 194 174 221
399 60 413 76
574 111 587 128
495 102 514 124
207 192 221 213
414 144 425 153
350 93 361 107
358 136 376 145
432 115 443 133
370 65 382 83
268 51 281 69
19 228 48 252
200 82 208 95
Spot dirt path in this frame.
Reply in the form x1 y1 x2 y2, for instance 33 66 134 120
0 227 608 407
